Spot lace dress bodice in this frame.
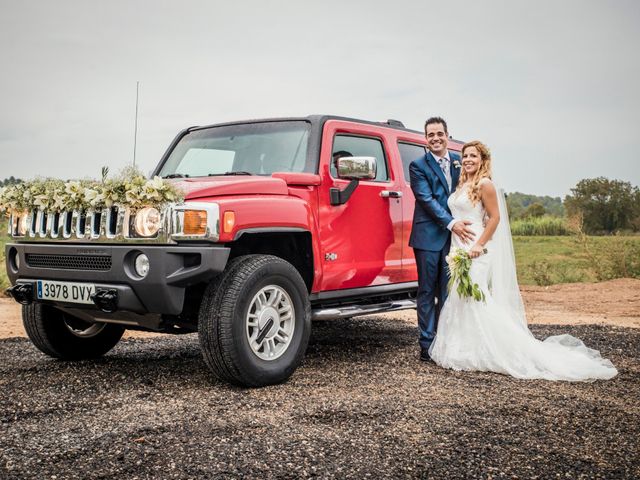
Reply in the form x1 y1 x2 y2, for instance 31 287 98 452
448 183 485 225
447 183 489 252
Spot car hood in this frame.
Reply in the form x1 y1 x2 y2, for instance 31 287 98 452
172 176 290 201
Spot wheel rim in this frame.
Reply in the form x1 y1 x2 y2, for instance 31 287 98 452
246 285 295 361
63 314 106 338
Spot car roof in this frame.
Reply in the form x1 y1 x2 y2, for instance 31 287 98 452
188 115 465 144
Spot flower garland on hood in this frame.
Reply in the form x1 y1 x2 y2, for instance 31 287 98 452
0 167 183 214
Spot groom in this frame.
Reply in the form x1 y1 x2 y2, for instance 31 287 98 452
409 117 474 361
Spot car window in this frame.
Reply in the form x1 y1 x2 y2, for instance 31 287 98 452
331 135 389 182
398 142 427 183
158 121 311 177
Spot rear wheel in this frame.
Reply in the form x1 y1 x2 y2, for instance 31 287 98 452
198 255 311 387
23 303 125 360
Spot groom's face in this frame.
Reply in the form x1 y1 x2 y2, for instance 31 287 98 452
425 122 448 157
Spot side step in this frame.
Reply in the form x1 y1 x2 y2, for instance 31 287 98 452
311 299 416 321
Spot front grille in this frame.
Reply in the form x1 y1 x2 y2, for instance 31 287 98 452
10 207 128 242
25 254 112 271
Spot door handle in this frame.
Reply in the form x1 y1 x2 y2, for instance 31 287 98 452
380 191 403 198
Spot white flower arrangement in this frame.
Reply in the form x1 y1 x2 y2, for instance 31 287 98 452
0 167 183 215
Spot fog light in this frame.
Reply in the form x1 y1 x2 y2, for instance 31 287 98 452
134 254 150 277
15 253 20 270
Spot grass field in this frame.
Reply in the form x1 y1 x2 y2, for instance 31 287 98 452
0 219 638 290
513 235 640 285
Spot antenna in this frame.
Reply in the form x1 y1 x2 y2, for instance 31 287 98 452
133 81 140 166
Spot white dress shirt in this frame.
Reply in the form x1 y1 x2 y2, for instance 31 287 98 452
430 150 457 232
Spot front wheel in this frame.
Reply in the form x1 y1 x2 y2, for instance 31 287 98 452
22 304 125 360
198 255 311 387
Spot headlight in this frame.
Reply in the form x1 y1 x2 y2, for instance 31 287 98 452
133 207 161 237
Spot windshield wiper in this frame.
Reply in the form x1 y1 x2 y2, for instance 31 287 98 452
163 173 190 179
208 171 253 176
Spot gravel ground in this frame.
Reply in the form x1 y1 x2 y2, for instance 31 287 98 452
0 317 638 479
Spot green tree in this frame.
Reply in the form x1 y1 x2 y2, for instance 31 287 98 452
564 177 639 233
1 176 22 186
506 192 564 219
523 202 546 218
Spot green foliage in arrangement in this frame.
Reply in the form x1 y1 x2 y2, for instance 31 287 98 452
564 177 640 234
506 192 564 219
0 167 183 214
446 248 486 302
510 215 571 236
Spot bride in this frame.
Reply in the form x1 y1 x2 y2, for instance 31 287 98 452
428 141 618 381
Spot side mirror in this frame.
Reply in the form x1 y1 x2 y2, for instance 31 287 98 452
336 156 377 180
330 156 377 206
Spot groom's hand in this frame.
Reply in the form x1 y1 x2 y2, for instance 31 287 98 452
452 220 475 244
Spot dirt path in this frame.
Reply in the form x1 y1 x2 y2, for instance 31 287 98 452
1 279 639 338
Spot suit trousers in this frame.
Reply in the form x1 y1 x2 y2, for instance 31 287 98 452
414 243 450 350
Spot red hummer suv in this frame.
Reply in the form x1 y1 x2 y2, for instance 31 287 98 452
5 115 462 386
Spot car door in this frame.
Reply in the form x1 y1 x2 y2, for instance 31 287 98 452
317 120 404 291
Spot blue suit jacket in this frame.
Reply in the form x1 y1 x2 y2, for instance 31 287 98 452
408 150 461 252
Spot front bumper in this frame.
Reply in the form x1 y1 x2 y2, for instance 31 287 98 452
5 243 230 315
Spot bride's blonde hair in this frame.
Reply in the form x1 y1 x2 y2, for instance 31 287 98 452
457 141 492 205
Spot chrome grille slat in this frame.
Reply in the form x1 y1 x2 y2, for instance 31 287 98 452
62 212 72 238
86 210 96 238
73 210 84 239
49 212 61 239
37 211 46 237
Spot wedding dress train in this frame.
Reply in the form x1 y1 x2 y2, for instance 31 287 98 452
429 183 618 381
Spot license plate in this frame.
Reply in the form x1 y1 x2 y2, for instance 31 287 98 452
36 280 96 305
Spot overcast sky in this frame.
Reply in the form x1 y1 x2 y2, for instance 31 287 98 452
1 0 638 197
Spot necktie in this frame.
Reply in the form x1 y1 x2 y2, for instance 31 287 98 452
438 157 452 190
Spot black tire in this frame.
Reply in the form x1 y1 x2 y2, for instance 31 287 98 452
23 303 125 360
198 255 311 387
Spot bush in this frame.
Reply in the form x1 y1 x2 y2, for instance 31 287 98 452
510 216 571 236
577 231 640 281
528 261 553 286
565 177 639 233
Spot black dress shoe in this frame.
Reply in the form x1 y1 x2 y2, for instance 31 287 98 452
420 348 431 362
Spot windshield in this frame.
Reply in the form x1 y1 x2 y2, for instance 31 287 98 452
158 121 312 177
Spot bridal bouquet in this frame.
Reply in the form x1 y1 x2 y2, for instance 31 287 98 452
446 248 486 302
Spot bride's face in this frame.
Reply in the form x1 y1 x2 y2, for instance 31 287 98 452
462 146 482 175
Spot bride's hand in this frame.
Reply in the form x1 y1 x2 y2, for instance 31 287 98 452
469 243 485 258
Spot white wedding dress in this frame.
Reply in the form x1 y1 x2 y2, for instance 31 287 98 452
429 182 618 381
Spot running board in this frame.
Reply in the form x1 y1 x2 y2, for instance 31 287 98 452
311 299 416 321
